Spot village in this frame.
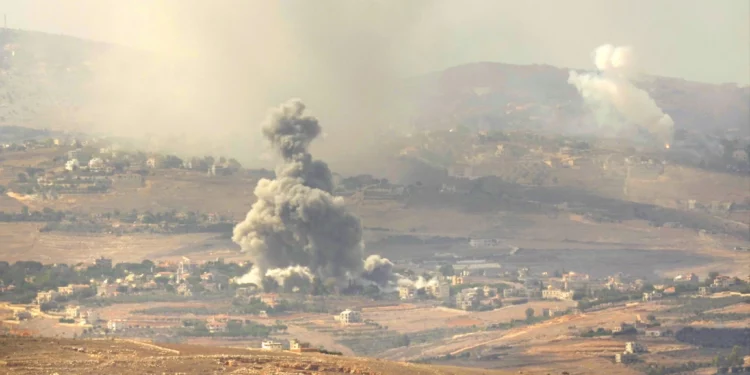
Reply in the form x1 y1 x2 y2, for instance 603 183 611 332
2 250 748 366
3 129 748 219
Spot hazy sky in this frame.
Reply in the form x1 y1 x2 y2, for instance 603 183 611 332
1 0 748 85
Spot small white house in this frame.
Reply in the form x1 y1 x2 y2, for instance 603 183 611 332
65 305 81 320
625 342 647 354
337 309 361 324
107 319 128 332
88 158 105 170
261 340 283 351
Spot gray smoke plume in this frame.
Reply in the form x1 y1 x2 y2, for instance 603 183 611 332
568 44 675 146
233 99 394 289
361 255 396 286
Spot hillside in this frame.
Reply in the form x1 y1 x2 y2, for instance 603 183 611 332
0 336 514 375
406 62 749 137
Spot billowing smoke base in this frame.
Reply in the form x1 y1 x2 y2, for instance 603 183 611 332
361 255 396 287
233 99 396 290
568 44 675 145
398 276 439 290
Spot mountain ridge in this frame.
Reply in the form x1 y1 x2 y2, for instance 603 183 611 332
0 29 747 141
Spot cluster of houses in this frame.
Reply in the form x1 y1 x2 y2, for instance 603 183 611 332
234 287 279 312
399 255 750 314
260 338 317 353
398 278 452 303
540 271 596 301
0 283 16 294
611 314 667 337
63 305 99 325
35 283 92 304
26 256 239 324
9 136 255 201
15 252 747 342
1 136 85 152
19 147 142 197
455 285 502 310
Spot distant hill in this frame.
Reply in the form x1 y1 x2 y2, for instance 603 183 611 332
406 62 750 137
0 29 747 142
0 29 118 129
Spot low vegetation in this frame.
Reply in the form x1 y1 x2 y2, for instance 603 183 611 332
675 327 750 348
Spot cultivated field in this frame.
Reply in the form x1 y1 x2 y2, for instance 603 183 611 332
0 223 229 263
362 305 469 333
0 336 518 375
625 165 750 208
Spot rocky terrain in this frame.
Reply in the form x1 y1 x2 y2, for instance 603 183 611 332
0 336 512 375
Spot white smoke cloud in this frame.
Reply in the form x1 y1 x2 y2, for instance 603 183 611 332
235 267 263 286
265 266 315 287
568 44 675 145
398 275 439 290
234 265 315 292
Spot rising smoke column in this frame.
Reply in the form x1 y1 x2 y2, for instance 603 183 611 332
233 99 394 289
568 44 675 145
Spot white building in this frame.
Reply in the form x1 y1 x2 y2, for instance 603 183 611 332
107 320 128 332
261 341 283 351
177 257 195 276
459 263 503 277
642 291 663 301
65 159 80 171
712 276 736 288
35 290 59 305
399 285 415 300
289 339 313 352
88 157 105 170
469 239 503 248
625 342 647 354
455 288 480 310
337 309 361 324
542 288 575 301
562 272 590 291
673 273 698 284
65 305 81 319
206 320 227 333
